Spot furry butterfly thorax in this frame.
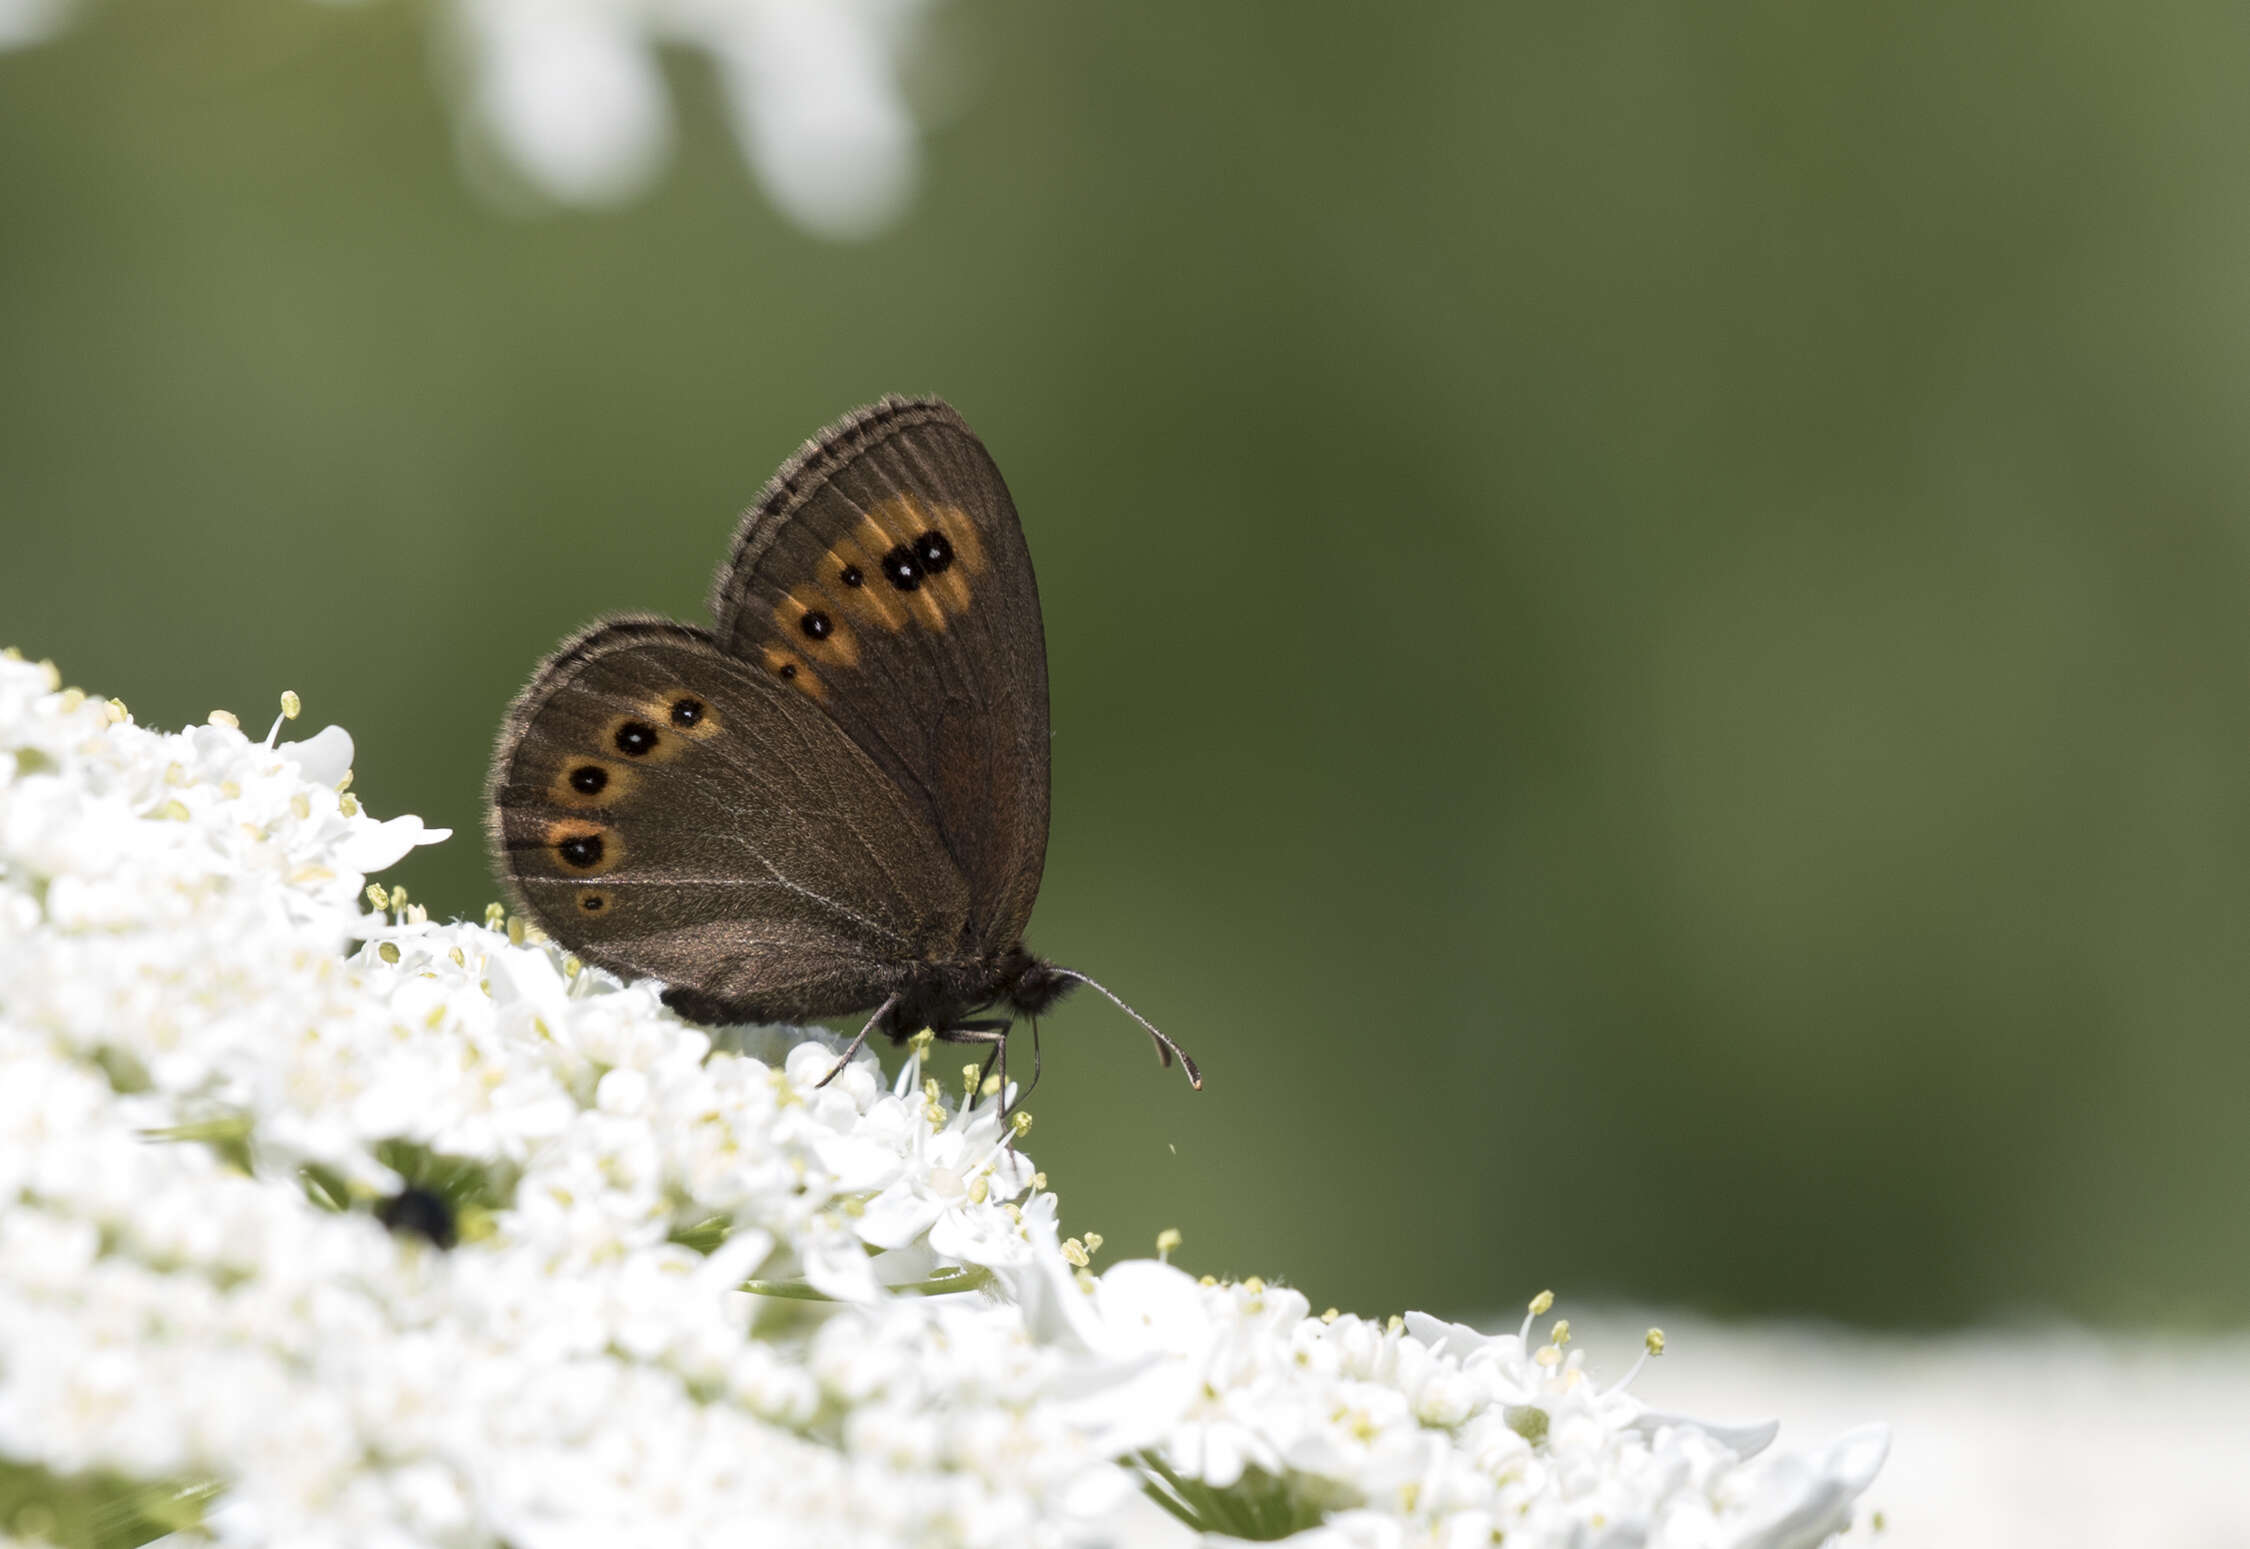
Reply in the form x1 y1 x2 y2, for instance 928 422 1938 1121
486 396 1199 1095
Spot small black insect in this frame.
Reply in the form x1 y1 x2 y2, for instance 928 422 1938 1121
376 1185 458 1249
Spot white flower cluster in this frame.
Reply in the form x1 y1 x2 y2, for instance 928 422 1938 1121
0 0 934 238
0 649 1888 1548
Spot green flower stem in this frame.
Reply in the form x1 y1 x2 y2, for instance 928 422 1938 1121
740 1265 993 1301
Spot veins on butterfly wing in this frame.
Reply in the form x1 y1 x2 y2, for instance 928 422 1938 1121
789 705 927 940
671 683 924 948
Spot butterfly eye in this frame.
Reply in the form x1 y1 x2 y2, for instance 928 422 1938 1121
915 530 954 574
670 698 704 728
615 721 658 756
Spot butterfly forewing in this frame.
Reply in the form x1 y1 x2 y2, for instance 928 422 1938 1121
708 398 1051 955
488 618 970 1023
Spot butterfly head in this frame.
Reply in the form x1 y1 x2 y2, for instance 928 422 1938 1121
998 948 1077 1019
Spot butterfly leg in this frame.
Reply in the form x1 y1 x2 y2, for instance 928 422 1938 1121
815 992 903 1091
935 1018 1012 1114
1020 1016 1044 1105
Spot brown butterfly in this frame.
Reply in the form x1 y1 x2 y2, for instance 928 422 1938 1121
486 397 1200 1097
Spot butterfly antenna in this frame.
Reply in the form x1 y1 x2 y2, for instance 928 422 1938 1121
1051 969 1202 1090
816 992 901 1090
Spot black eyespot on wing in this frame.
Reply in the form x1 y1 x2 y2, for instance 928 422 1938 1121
670 697 704 728
579 892 605 912
801 610 833 640
881 545 923 590
559 834 605 869
615 720 658 756
840 563 864 588
777 662 798 680
569 764 608 795
915 530 954 573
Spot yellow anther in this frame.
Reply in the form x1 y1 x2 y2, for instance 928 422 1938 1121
1062 1238 1090 1267
1030 1171 1047 1191
449 947 466 967
154 799 189 821
104 698 128 724
924 1102 945 1127
840 1196 865 1218
207 709 239 729
1009 1110 1033 1137
981 1073 1002 1098
367 883 391 911
1645 1328 1665 1357
1002 1202 1022 1224
1534 1344 1562 1369
563 955 583 981
1550 1319 1571 1346
289 793 311 821
1243 1275 1265 1295
1529 1289 1554 1317
1387 1314 1404 1335
378 942 400 964
339 793 359 817
336 769 353 793
967 1175 989 1204
56 687 84 714
922 1077 942 1105
1155 1227 1182 1261
389 885 408 910
1321 1307 1340 1324
507 916 526 946
279 690 301 720
908 1028 936 1055
1075 1269 1096 1294
164 763 187 787
962 1063 981 1095
1199 1275 1217 1287
1083 1232 1102 1253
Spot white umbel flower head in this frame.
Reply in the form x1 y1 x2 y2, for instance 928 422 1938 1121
0 649 1888 1546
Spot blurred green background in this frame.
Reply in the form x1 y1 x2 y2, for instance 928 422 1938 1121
5 0 2247 1329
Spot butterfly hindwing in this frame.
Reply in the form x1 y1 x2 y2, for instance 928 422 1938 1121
487 617 971 1023
707 397 1051 957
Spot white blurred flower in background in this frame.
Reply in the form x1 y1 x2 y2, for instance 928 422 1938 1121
0 0 937 238
0 0 68 50
0 648 1889 1546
